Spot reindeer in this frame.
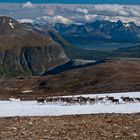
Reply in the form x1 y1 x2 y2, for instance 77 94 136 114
121 96 135 103
46 98 54 104
134 97 140 103
110 98 119 104
69 98 79 105
52 97 61 104
77 96 85 105
9 97 20 102
106 96 114 102
128 97 135 103
96 96 105 103
89 98 96 105
37 98 45 104
121 96 130 103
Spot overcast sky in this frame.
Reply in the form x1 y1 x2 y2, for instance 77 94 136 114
0 0 140 4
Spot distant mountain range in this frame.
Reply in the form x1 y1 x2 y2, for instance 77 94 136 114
28 18 140 44
26 19 140 59
54 20 140 43
27 21 140 61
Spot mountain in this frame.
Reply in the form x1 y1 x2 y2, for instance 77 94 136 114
28 22 140 60
54 20 140 43
27 23 111 60
20 20 140 62
0 16 69 78
42 27 140 60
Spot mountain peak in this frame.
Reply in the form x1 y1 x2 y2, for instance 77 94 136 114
0 16 17 29
0 16 29 36
0 16 15 23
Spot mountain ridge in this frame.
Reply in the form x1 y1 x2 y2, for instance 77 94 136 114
54 20 140 43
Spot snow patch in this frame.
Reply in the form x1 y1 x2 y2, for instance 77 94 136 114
9 22 14 29
21 90 33 93
123 23 131 28
74 59 96 65
9 98 20 102
53 15 73 24
76 8 89 14
18 19 34 24
0 92 140 117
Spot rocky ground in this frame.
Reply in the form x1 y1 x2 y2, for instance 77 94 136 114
0 114 140 140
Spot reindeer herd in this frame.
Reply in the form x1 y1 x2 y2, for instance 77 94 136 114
36 95 140 105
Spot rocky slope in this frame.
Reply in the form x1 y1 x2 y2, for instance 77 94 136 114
0 16 69 78
35 59 140 95
0 59 140 99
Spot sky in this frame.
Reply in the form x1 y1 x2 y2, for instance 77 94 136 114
0 0 140 4
0 1 140 26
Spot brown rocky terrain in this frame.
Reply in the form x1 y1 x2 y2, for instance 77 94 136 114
0 59 140 99
0 114 140 140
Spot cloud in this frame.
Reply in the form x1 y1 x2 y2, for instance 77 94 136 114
18 19 34 23
72 4 140 25
75 8 88 14
47 9 54 16
44 9 54 16
35 15 73 25
82 14 140 25
52 15 73 24
84 14 98 21
22 1 35 8
14 4 140 25
92 4 140 17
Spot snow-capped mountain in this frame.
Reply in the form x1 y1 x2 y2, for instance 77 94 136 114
54 20 140 43
21 17 140 43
